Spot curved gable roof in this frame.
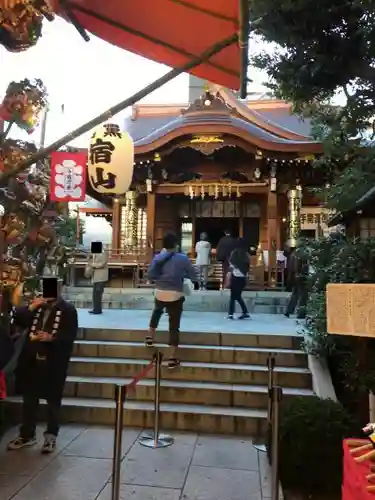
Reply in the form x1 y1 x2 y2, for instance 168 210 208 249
125 88 320 155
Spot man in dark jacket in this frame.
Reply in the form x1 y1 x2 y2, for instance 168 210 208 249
284 246 309 319
216 230 237 283
7 278 78 454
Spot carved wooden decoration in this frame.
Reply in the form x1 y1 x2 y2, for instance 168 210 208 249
181 91 234 115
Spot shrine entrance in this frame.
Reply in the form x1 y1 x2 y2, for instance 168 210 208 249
195 217 239 249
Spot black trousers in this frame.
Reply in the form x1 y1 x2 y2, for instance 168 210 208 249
20 394 62 439
92 282 105 313
286 279 308 318
149 297 185 346
229 276 248 316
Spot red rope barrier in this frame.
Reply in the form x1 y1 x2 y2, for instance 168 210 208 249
126 358 155 393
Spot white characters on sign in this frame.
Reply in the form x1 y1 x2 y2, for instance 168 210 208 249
54 159 84 199
88 123 134 195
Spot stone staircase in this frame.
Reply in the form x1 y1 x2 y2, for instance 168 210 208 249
63 287 290 314
7 323 314 436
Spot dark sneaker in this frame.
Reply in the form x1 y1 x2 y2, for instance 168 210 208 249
227 315 234 320
7 436 37 451
167 357 180 369
88 310 102 315
41 434 56 454
145 336 154 348
238 313 250 320
284 313 290 318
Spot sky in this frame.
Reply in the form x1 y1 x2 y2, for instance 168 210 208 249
0 17 268 149
0 17 269 245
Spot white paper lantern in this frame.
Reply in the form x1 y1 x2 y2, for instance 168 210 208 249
88 123 134 195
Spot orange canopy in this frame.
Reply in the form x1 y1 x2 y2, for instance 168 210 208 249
59 1 241 90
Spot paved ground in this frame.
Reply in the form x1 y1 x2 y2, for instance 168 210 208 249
78 309 300 336
0 425 273 500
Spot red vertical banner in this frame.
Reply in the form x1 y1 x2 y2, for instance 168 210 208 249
50 152 87 202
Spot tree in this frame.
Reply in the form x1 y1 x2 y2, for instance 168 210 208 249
249 0 375 419
250 0 375 126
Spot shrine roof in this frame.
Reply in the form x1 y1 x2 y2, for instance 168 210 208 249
124 85 318 154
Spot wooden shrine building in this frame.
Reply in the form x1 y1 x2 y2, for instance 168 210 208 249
76 84 330 289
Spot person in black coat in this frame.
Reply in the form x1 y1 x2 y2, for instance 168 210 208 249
7 282 78 454
284 246 309 319
216 230 237 283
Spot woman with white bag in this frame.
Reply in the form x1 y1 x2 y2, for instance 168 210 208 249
147 232 196 369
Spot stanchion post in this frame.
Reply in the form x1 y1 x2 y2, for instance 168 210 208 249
270 385 283 500
139 351 174 449
111 384 126 500
253 354 276 453
267 355 276 424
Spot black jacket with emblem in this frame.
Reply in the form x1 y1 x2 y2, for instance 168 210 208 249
13 299 78 400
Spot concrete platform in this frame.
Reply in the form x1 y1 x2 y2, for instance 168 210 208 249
76 309 300 337
0 425 280 500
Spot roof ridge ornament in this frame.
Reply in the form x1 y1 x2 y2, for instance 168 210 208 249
181 90 234 115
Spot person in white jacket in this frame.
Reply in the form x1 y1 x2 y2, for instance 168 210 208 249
195 233 211 290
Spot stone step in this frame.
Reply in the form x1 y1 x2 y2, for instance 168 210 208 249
78 328 301 350
68 299 287 314
63 288 290 314
64 375 314 407
73 340 307 367
68 357 311 389
6 396 267 435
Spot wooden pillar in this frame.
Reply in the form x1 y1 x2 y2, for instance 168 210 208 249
146 192 156 262
111 199 120 251
267 189 278 287
191 200 196 255
239 200 244 237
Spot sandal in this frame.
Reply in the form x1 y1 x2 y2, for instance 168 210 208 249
168 357 180 369
145 336 154 347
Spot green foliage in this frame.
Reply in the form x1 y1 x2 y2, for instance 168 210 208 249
278 396 359 495
56 215 85 247
298 236 375 355
250 0 375 124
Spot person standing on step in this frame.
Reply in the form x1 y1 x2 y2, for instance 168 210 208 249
226 237 250 320
7 277 78 454
87 241 108 315
146 232 196 369
284 244 309 319
216 229 237 287
195 232 211 290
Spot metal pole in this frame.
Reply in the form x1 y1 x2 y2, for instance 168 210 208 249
111 384 126 500
267 355 276 424
270 386 283 500
253 354 276 452
153 350 162 446
139 352 174 449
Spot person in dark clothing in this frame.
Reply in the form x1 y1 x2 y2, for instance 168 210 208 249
284 246 309 319
227 238 250 320
7 282 78 454
216 230 237 285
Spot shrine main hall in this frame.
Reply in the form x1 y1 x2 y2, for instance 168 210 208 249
77 79 330 289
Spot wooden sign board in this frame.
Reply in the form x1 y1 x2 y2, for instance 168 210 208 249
327 284 375 338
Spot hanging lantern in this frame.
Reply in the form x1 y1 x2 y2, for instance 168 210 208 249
88 123 134 195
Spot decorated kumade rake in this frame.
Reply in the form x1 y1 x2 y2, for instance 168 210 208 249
346 423 375 492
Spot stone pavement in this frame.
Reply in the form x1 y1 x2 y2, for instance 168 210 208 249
0 425 273 500
77 309 299 336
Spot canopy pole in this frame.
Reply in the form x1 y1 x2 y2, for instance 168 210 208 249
239 0 250 99
0 33 238 186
